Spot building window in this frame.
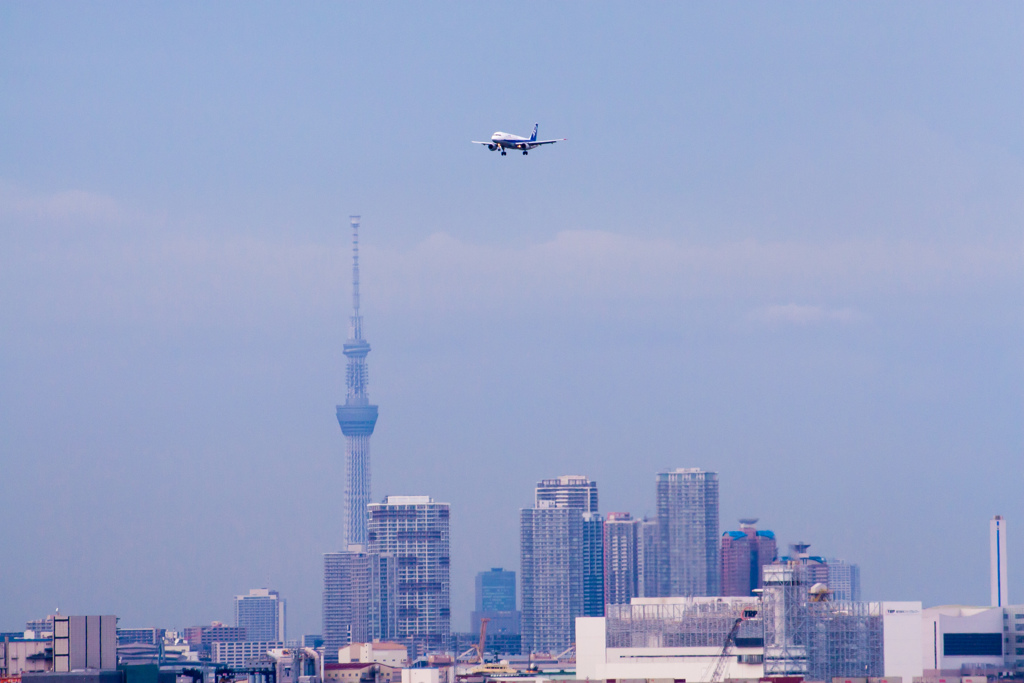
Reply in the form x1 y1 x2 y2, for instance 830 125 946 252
943 633 1002 656
1017 648 1024 655
1017 624 1024 631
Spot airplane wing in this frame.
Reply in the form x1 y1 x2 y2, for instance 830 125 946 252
471 141 494 145
531 139 566 146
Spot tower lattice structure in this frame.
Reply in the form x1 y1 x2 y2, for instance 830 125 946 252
336 216 379 547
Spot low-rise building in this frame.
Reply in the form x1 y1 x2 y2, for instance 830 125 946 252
324 663 400 683
921 605 1024 673
266 647 321 683
577 593 923 683
1 636 52 675
211 641 285 668
337 642 408 668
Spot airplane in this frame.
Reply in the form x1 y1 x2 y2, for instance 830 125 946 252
472 123 566 156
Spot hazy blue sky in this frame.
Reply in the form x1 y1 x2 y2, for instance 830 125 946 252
1 3 1022 636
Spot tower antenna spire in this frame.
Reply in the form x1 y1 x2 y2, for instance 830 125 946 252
350 215 362 340
337 214 378 547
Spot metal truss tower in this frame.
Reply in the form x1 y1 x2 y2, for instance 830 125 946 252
336 215 379 547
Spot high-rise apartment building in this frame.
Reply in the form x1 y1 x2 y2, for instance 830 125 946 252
521 475 603 654
323 548 397 662
336 216 379 547
656 468 720 597
604 512 640 605
367 496 450 658
720 518 777 596
235 589 286 642
639 516 660 598
582 512 606 618
472 568 521 636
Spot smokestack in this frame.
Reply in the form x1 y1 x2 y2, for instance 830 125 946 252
991 515 1008 607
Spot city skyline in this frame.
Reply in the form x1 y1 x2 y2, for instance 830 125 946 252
1 3 1021 636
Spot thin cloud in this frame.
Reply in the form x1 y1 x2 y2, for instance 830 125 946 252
2 189 1021 331
0 186 126 225
746 304 865 326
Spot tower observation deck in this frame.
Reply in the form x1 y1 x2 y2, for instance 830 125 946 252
336 215 379 547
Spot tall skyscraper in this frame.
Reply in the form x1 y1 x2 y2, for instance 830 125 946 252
471 568 521 636
336 216 379 547
991 515 1009 607
235 589 286 642
582 512 605 618
367 496 450 658
477 568 516 611
639 516 660 597
720 518 777 596
604 512 641 605
656 468 720 597
323 548 397 662
521 475 602 655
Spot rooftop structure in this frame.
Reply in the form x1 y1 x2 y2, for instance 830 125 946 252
535 475 598 512
336 216 379 547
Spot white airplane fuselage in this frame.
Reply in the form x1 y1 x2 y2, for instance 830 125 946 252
488 132 538 151
473 123 564 156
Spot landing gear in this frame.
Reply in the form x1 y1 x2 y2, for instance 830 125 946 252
501 150 507 156
523 151 528 155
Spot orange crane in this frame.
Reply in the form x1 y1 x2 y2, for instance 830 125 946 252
473 617 490 664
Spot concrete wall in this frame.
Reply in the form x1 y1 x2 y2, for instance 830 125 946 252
882 602 924 682
400 669 439 683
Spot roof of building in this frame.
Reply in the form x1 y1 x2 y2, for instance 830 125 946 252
325 663 376 671
382 495 432 505
369 642 407 650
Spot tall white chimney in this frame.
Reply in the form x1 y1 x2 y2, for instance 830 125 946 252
991 515 1008 607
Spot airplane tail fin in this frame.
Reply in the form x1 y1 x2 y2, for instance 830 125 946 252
531 123 538 141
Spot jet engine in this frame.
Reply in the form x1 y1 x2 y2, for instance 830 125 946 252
488 144 498 151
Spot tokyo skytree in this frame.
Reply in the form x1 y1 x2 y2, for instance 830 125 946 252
336 216 379 547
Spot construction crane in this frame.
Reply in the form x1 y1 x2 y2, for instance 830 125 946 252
704 610 757 683
457 617 491 664
473 617 490 664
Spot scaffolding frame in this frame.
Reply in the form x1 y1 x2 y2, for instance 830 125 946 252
762 565 811 676
606 599 763 649
805 600 883 681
